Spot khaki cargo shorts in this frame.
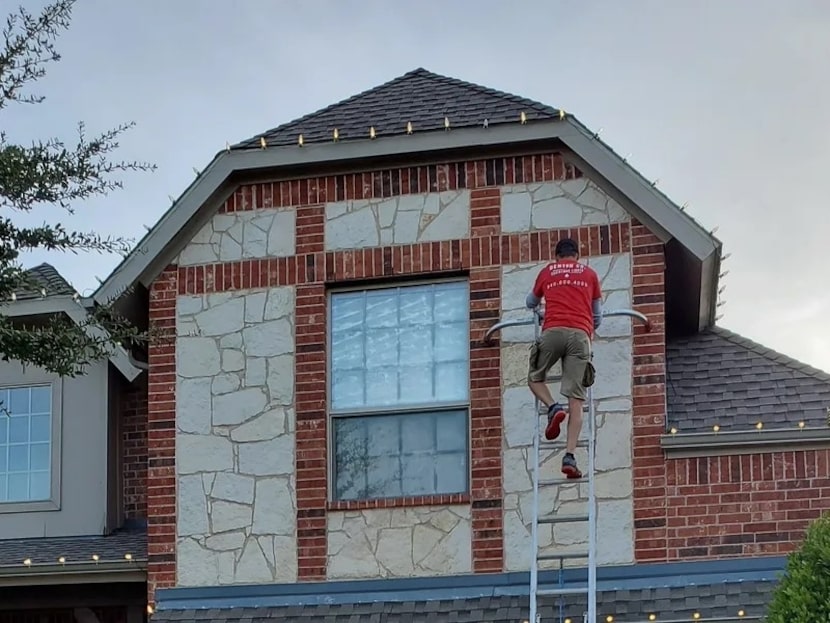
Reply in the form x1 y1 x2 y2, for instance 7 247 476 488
527 327 593 401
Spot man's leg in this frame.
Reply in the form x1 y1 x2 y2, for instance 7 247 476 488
527 330 568 440
559 330 591 479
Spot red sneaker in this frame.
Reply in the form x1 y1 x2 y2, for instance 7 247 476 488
544 404 567 440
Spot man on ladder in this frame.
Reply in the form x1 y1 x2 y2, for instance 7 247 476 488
525 237 603 480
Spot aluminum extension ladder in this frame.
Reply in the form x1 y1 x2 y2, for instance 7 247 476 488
484 308 652 623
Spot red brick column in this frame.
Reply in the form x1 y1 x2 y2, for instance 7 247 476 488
469 266 504 572
469 185 504 572
630 220 669 561
146 266 178 605
294 198 328 581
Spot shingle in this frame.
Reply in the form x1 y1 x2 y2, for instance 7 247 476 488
12 263 76 300
232 68 561 150
667 326 830 432
152 582 775 622
0 526 146 566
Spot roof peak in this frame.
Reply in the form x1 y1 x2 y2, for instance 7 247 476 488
232 68 561 149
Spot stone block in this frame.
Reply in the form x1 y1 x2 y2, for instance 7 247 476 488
177 434 234 474
238 435 294 476
211 472 255 505
178 474 209 536
210 500 252 533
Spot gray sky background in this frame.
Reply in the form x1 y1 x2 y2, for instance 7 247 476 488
7 0 830 371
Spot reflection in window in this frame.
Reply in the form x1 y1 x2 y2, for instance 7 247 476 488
333 410 468 500
329 281 470 501
0 385 52 503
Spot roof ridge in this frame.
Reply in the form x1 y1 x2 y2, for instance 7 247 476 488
709 325 830 383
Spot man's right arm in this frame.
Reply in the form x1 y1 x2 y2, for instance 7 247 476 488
526 270 545 309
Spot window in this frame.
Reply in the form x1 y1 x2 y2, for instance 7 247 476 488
329 280 470 501
0 384 53 503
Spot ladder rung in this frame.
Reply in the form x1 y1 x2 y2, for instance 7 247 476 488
539 439 589 449
538 514 589 524
537 586 589 597
537 551 589 561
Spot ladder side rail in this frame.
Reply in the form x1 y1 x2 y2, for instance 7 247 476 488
529 307 541 623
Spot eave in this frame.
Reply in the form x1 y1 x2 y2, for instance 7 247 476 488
94 117 722 332
0 295 143 382
0 560 146 587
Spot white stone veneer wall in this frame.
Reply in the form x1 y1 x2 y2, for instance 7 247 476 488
178 207 296 266
501 254 634 570
175 286 298 586
326 506 472 579
501 179 628 231
325 190 470 250
499 178 633 571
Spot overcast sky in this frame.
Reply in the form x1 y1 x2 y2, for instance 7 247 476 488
7 0 830 371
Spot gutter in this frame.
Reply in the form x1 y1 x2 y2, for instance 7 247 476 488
661 427 830 458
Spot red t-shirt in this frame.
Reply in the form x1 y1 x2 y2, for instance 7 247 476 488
532 259 602 337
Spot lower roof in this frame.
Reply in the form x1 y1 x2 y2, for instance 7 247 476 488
0 527 146 585
153 556 785 623
666 325 830 432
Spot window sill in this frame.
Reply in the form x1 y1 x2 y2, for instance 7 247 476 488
328 493 470 511
661 427 830 458
0 498 60 514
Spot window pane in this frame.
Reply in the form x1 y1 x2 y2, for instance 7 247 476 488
365 368 398 407
330 329 363 370
29 471 50 501
331 370 364 409
8 446 29 472
8 417 28 443
0 476 6 502
7 473 28 501
30 415 50 443
30 443 50 471
30 387 51 414
8 389 29 415
0 417 6 444
333 410 468 501
434 361 469 403
330 282 470 411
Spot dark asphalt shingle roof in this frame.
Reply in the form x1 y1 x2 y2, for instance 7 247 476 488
233 68 561 149
13 262 75 300
152 581 774 622
667 326 830 432
0 528 146 566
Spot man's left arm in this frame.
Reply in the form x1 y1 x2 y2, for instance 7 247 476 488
591 271 603 329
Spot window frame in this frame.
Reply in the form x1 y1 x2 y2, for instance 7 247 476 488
0 376 63 514
325 276 472 503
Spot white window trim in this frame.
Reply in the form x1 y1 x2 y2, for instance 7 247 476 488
0 376 63 514
325 277 472 502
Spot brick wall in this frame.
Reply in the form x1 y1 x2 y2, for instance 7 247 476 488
660 450 830 559
122 382 148 520
630 223 669 561
146 267 178 605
